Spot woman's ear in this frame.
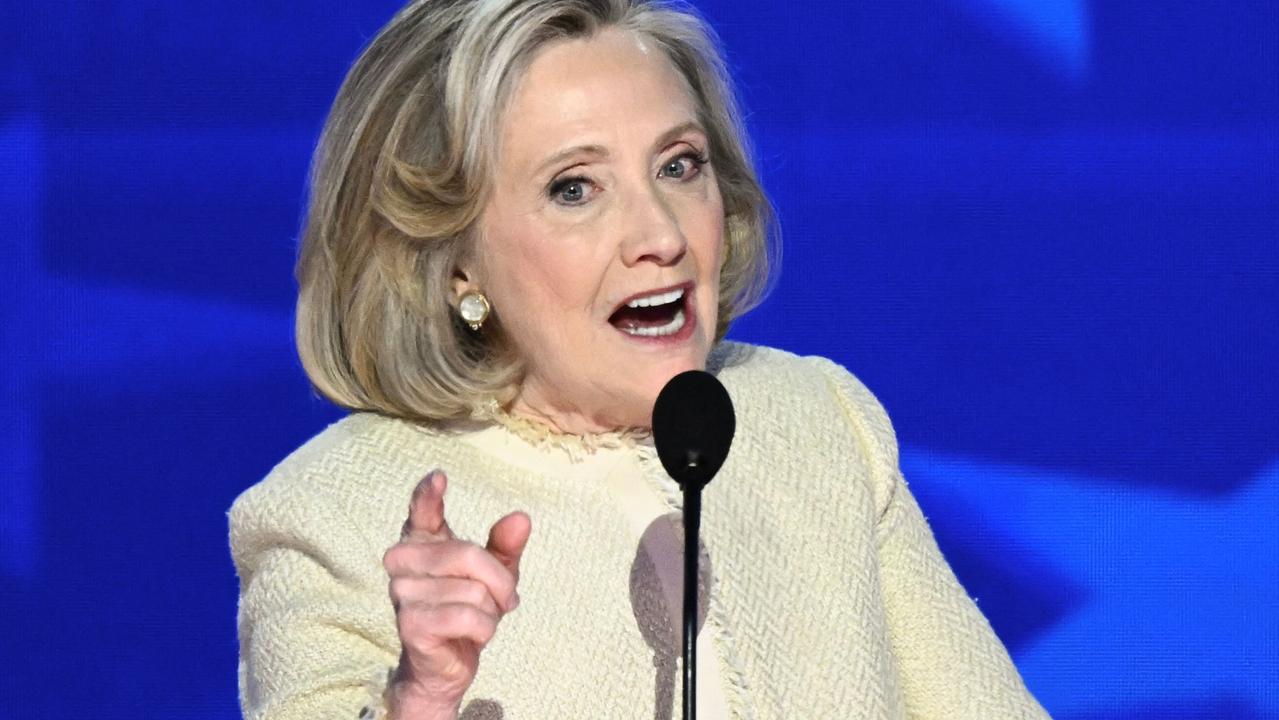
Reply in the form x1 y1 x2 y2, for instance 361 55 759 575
450 266 476 306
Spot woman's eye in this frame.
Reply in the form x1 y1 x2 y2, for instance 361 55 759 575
659 152 708 180
549 178 589 204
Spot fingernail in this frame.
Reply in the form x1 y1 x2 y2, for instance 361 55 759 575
416 469 439 495
410 472 436 514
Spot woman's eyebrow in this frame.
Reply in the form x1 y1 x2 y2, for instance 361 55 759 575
532 121 707 177
650 120 707 153
533 144 609 177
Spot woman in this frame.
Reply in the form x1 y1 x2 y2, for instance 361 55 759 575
229 0 1051 718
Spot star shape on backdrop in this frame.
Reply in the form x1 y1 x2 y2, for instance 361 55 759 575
903 447 1279 718
944 0 1090 79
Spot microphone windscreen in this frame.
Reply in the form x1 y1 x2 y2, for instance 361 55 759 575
651 369 735 488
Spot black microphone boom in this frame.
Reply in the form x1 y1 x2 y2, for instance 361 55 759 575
651 369 735 720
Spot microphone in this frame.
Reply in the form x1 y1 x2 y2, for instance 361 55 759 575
651 370 735 720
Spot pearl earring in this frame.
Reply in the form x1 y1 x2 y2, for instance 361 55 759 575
458 291 491 331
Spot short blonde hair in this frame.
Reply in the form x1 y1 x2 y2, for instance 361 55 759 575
296 0 777 421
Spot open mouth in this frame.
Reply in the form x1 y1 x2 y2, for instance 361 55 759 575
608 285 690 338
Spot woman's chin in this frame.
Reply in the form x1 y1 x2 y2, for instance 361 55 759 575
628 359 710 427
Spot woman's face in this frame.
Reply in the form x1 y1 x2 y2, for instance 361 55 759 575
471 28 725 433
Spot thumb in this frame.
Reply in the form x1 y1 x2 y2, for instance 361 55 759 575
486 511 532 576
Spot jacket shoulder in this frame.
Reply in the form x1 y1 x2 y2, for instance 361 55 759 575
713 342 902 511
714 342 895 447
227 413 428 581
230 414 383 517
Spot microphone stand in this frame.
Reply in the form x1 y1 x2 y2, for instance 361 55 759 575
651 370 734 720
681 452 703 720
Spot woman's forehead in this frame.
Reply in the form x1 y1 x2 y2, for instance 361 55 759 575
497 29 700 166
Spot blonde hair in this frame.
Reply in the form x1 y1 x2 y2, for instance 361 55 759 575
296 0 777 421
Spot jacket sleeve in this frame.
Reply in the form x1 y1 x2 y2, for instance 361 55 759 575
229 477 400 720
817 358 1052 719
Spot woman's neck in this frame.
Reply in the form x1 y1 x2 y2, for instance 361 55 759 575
507 385 644 437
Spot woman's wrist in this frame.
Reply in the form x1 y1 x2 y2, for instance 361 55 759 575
385 679 461 720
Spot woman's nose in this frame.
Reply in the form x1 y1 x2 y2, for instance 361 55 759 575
620 187 688 268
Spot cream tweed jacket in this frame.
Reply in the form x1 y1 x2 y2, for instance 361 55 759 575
229 343 1051 719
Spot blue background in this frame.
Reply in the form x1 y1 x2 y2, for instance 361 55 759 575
2 1 1276 717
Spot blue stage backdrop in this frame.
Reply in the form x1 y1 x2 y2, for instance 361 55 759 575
2 1 1276 718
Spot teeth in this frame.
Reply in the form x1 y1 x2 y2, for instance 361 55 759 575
620 309 686 337
626 287 685 309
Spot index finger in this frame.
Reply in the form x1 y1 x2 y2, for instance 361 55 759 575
401 470 454 543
